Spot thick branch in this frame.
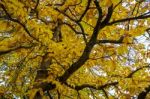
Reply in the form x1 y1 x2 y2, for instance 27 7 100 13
58 0 105 83
101 4 113 25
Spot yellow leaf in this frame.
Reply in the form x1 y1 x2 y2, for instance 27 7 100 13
117 45 128 55
101 0 112 7
111 0 120 5
28 89 39 99
123 37 133 43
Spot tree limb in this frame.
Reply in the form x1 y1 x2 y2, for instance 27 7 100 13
101 4 113 25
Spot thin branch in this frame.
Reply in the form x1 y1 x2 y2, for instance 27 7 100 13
63 81 118 91
77 22 88 44
77 0 92 22
34 0 40 10
96 36 124 44
53 0 67 6
77 91 81 99
54 8 88 44
89 88 96 99
63 22 84 34
52 57 65 70
108 12 150 25
82 20 94 28
127 64 150 78
54 8 76 22
57 90 60 99
0 4 39 42
0 45 34 56
113 0 123 10
46 90 53 99
102 88 108 99
68 7 78 20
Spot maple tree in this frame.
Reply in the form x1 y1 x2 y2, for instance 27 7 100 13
0 0 150 98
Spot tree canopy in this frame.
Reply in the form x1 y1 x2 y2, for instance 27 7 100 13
0 0 150 99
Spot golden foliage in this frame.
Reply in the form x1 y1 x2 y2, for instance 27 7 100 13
0 0 150 98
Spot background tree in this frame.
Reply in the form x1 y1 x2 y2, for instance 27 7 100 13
0 0 150 99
